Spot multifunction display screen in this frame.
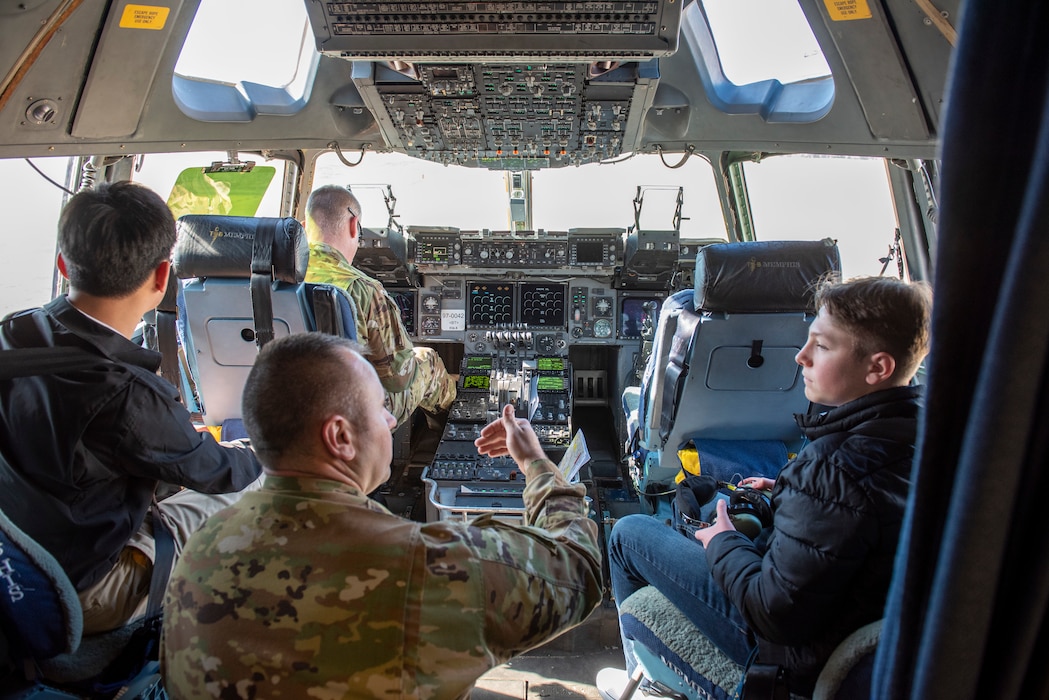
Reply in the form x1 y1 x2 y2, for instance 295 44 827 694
465 356 493 370
537 376 567 391
574 240 605 263
519 283 567 328
467 281 567 329
536 357 565 371
620 296 663 339
388 290 417 336
467 282 514 327
462 375 491 390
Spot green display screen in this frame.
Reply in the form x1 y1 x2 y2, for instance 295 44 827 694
537 376 565 391
463 375 491 390
537 357 564 371
466 356 493 369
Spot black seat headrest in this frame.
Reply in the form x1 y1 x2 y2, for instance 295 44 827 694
172 215 309 283
694 238 841 313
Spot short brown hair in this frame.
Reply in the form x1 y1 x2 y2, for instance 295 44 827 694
305 185 361 239
241 333 368 462
815 275 932 381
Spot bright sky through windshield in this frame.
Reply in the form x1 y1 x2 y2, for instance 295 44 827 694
0 0 887 317
0 158 66 316
175 0 309 86
701 0 830 85
175 0 827 94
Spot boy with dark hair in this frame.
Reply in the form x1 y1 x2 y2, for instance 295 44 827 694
55 179 178 298
0 180 262 634
601 275 932 697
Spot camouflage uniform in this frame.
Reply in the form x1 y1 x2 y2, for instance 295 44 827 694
305 242 456 426
161 460 603 700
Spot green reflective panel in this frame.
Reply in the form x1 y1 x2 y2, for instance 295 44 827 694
166 166 276 219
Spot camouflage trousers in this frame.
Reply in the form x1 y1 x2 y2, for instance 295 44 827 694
388 346 457 425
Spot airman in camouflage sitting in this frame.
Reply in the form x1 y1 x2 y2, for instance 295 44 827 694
161 332 603 699
304 184 455 427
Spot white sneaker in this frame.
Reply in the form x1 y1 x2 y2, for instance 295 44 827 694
596 667 646 700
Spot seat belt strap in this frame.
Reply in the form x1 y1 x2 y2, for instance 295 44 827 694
156 272 182 393
250 219 277 348
145 501 174 619
311 285 341 336
658 311 703 446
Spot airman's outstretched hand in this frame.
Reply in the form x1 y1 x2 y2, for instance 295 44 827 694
475 404 546 468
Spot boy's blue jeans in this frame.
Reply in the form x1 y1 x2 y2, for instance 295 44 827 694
607 512 754 671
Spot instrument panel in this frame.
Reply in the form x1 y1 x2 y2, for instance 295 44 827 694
355 226 673 522
461 232 568 267
423 353 575 521
306 0 683 62
352 61 655 169
356 226 669 351
412 228 621 268
467 281 568 329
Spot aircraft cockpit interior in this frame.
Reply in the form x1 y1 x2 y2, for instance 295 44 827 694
350 215 675 525
9 0 1028 697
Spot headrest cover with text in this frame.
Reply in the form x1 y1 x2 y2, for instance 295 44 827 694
172 216 309 283
694 239 841 313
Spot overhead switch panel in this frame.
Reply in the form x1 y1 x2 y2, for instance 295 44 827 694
352 60 659 168
306 1 682 61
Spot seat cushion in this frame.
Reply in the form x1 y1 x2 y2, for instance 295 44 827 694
0 507 81 660
620 586 743 700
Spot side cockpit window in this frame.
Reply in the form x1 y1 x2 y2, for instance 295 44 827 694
683 0 834 123
172 0 316 122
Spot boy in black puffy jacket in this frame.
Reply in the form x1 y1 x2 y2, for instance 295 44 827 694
605 275 932 696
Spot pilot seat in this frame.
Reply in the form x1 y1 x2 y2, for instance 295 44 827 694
623 238 841 512
172 215 358 437
615 239 877 700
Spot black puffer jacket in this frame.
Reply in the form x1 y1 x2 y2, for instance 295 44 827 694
705 385 920 693
0 298 262 591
